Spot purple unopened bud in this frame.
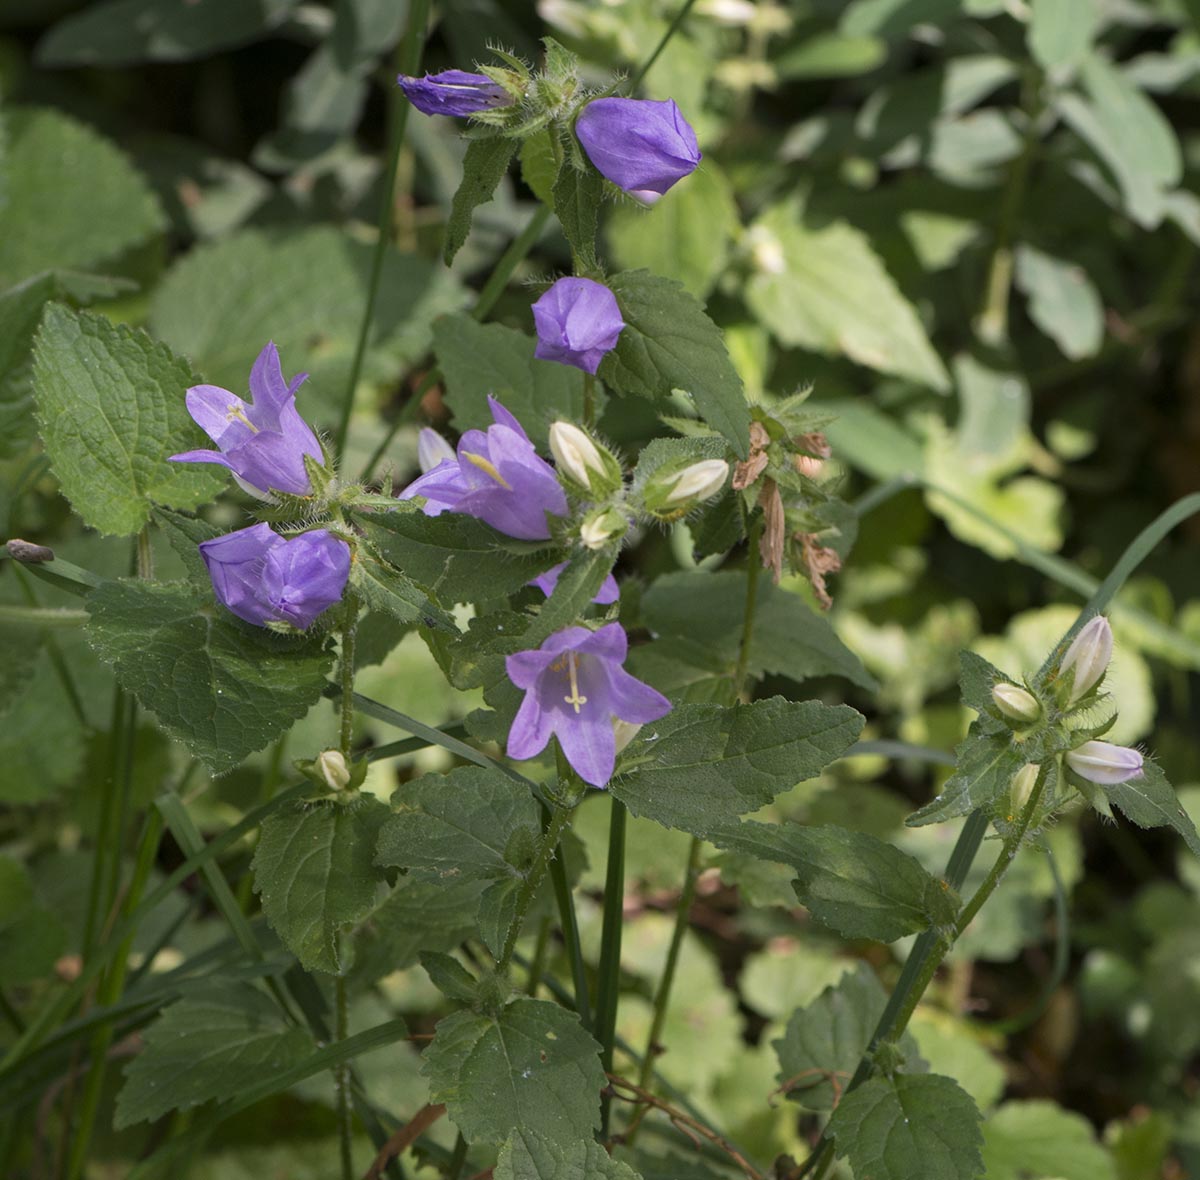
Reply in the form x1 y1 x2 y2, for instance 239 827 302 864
1060 616 1113 704
532 278 625 374
1066 740 1144 786
574 97 701 198
397 69 512 117
171 342 324 499
199 523 351 630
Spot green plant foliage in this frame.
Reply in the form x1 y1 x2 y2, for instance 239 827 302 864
445 136 520 265
980 1099 1117 1180
354 550 455 632
553 161 603 271
252 796 391 974
0 855 66 984
1014 244 1104 360
422 998 604 1146
114 983 316 1127
1107 760 1200 857
497 1128 643 1180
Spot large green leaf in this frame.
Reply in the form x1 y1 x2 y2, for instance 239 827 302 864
773 963 921 1111
497 1128 643 1180
353 550 455 633
433 316 586 448
86 580 334 773
38 0 300 65
710 821 960 942
32 304 225 536
445 136 519 265
980 1100 1116 1180
612 697 864 835
422 997 604 1147
0 108 163 285
149 226 465 419
114 983 316 1127
253 796 390 974
598 270 750 458
743 202 949 391
829 1072 984 1180
552 162 603 272
1108 760 1200 858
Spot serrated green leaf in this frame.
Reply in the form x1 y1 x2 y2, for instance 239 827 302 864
114 983 315 1127
354 551 455 632
553 162 603 271
434 316 587 448
497 1127 643 1180
607 165 738 299
1014 244 1104 360
445 136 519 265
981 1099 1116 1180
150 226 465 418
743 202 949 391
774 963 923 1111
32 304 225 536
38 0 300 65
710 821 959 942
376 766 541 884
829 1072 984 1180
253 797 390 974
422 997 603 1146
1108 760 1200 858
598 270 750 458
86 580 333 772
0 108 163 284
612 697 864 835
520 130 559 206
356 509 554 603
906 735 1026 827
957 648 1009 715
633 570 875 693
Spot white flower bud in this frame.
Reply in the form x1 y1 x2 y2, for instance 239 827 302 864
663 459 730 505
417 428 455 473
1066 740 1144 786
992 682 1041 724
1060 616 1113 704
550 421 607 489
1010 763 1040 811
315 749 352 791
580 509 626 550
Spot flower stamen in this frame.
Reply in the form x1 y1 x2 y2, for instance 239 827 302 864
564 653 588 714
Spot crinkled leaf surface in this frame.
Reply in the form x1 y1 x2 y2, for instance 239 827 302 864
422 997 604 1147
906 735 1026 827
497 1128 643 1180
253 796 391 974
86 580 333 772
354 551 455 632
1108 760 1200 858
32 304 225 536
612 697 863 836
115 982 315 1127
829 1071 984 1180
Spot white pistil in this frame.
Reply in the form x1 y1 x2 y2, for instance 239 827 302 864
226 404 259 432
564 652 588 714
462 451 513 489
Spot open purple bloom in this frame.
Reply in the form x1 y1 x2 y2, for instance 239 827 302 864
575 97 701 199
506 623 671 787
398 69 512 117
398 397 567 541
530 561 619 605
199 523 351 630
171 342 323 499
532 278 625 374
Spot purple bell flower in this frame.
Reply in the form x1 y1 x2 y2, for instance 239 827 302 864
532 278 625 374
529 561 620 605
171 342 324 499
398 69 512 117
398 397 567 541
505 622 671 787
574 97 701 200
199 523 351 630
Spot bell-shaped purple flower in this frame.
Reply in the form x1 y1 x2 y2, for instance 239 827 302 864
529 561 619 605
532 278 625 374
505 622 671 787
171 342 324 499
398 397 567 541
574 97 701 199
199 523 351 630
398 70 512 117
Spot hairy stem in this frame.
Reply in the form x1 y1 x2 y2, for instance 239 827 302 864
339 592 360 759
595 795 627 1137
335 967 354 1180
627 0 700 92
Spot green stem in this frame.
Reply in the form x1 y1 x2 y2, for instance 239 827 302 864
13 566 88 730
335 968 354 1180
498 803 576 971
526 916 552 997
0 990 23 1035
446 1131 468 1180
334 0 432 460
0 604 88 626
339 592 360 759
627 0 700 91
595 794 627 1137
548 827 592 1030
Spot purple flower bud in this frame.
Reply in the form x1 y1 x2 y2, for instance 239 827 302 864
532 278 625 374
574 97 701 198
199 523 351 630
397 70 512 117
506 623 671 787
1066 740 1144 786
398 397 567 541
529 561 619 605
171 342 324 499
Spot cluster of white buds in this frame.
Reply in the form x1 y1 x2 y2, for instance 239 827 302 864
642 457 731 520
549 422 624 498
